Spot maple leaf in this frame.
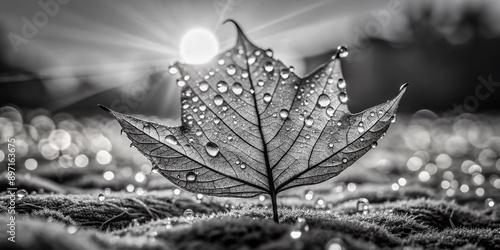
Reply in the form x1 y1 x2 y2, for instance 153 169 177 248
99 20 407 223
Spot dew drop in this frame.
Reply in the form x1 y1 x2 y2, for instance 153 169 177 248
304 190 314 200
218 58 225 65
199 81 209 92
66 225 78 234
248 56 256 65
240 164 246 169
227 64 236 75
16 189 28 199
326 107 335 116
205 142 220 157
214 95 224 106
264 62 274 72
232 82 243 95
337 79 346 89
279 109 289 120
97 193 105 201
263 93 272 103
328 143 334 148
176 79 186 87
318 94 331 108
371 142 378 148
183 209 194 220
326 238 347 250
168 66 178 75
342 158 348 163
356 198 370 214
337 45 349 57
165 135 178 145
217 81 228 93
357 122 365 133
305 116 314 127
370 111 375 117
257 79 265 86
186 172 197 182
280 68 290 79
391 114 397 123
265 49 273 57
327 77 334 84
338 92 348 103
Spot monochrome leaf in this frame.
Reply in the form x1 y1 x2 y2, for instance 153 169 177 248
99 20 407 221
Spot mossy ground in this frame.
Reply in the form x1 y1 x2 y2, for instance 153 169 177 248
1 184 498 250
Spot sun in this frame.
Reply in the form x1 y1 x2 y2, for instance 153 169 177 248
180 28 219 64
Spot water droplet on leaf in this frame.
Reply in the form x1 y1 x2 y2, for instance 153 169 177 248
176 79 186 87
168 66 178 75
280 68 290 79
337 79 346 89
263 93 272 103
217 81 228 93
205 142 220 157
227 64 236 75
232 82 243 95
199 81 209 92
318 94 331 107
264 62 274 72
279 109 289 120
165 135 178 145
186 172 197 182
305 116 314 127
339 92 348 103
337 45 349 57
214 95 224 106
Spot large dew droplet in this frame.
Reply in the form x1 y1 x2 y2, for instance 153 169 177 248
280 68 290 79
17 189 28 199
337 79 346 89
217 81 228 93
279 109 289 120
305 116 314 127
176 79 186 87
257 79 265 87
214 95 224 106
339 92 348 103
232 82 243 95
356 198 370 214
264 62 274 72
183 209 194 220
186 172 197 182
199 81 209 92
318 94 331 108
165 135 178 145
263 93 272 103
227 64 236 75
357 122 365 133
337 45 349 58
205 142 220 157
326 107 335 116
168 66 178 75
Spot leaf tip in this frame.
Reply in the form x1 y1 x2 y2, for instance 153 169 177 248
399 83 409 93
223 19 253 48
97 104 111 113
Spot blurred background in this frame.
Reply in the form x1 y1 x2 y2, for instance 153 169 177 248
0 0 499 206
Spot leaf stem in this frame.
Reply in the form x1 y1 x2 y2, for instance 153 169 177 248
270 192 279 223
